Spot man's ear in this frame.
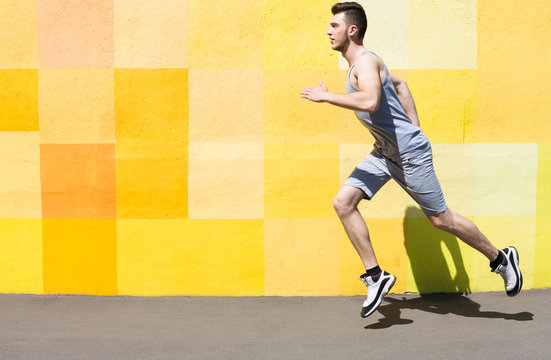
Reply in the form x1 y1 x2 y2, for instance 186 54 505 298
348 24 358 38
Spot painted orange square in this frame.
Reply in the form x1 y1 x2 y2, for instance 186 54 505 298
38 0 113 68
40 144 116 219
43 218 117 295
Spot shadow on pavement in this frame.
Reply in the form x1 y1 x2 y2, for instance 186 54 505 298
365 293 534 329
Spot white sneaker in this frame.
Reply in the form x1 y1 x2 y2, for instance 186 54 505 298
360 270 396 318
492 247 522 297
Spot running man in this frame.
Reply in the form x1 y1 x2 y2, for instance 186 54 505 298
300 2 522 318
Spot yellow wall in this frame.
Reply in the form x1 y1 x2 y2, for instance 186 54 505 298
0 0 550 295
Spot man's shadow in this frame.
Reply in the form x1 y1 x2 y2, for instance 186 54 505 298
366 206 533 329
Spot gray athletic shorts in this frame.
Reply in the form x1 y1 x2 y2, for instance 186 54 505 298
343 148 448 215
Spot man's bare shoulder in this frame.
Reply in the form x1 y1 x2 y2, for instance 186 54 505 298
351 52 383 75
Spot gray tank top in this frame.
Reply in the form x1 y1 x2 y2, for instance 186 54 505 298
346 49 430 158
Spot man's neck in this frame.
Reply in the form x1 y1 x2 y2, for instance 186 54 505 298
341 42 366 67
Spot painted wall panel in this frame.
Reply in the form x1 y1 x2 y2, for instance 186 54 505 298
0 132 41 218
114 0 188 68
0 70 38 131
189 70 263 143
189 0 262 69
39 69 114 143
408 0 477 69
38 0 114 68
0 0 37 68
188 142 264 219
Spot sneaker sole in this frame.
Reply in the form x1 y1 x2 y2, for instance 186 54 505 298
506 246 522 297
361 275 396 318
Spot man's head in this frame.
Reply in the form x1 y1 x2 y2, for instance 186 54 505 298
328 2 367 50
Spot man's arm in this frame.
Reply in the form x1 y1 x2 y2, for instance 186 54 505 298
299 54 382 113
389 73 420 128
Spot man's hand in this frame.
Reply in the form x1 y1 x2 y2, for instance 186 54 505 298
300 81 328 102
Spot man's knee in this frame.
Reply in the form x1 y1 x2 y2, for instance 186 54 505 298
427 209 456 232
333 188 363 217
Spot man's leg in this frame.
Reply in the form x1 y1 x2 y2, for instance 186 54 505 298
332 185 378 269
425 209 498 261
333 185 397 317
426 208 522 296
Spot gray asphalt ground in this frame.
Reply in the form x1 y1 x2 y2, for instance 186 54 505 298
0 289 549 360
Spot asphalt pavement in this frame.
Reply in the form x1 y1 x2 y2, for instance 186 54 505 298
0 289 549 359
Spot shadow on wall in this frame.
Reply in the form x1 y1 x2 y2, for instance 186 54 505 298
403 206 471 294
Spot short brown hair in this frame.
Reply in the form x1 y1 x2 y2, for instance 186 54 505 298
331 2 367 41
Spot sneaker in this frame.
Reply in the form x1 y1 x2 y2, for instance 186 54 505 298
492 246 523 297
360 270 396 318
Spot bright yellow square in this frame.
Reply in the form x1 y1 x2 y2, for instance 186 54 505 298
535 143 551 288
470 216 535 292
114 0 188 68
265 70 349 143
0 132 41 218
405 216 474 294
264 0 337 70
116 157 188 219
0 218 43 294
118 219 264 296
265 143 339 219
188 142 263 219
43 219 117 295
189 70 263 142
476 2 551 142
39 69 114 143
0 0 37 68
115 69 188 158
475 143 538 216
408 0 476 69
432 144 475 216
189 0 262 69
339 143 413 219
408 70 475 144
265 219 339 296
0 69 38 131
340 218 409 295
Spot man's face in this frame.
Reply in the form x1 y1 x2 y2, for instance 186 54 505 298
327 12 349 51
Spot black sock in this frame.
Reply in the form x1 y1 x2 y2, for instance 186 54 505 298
490 251 505 270
363 265 381 278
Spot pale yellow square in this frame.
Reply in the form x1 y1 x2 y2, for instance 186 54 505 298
408 0 476 69
114 0 188 68
470 216 535 292
188 142 264 219
265 70 348 143
265 143 339 219
476 2 551 142
189 0 262 69
0 0 37 68
189 70 263 143
0 218 43 293
339 143 413 219
118 219 264 296
341 0 408 70
432 144 475 217
264 0 338 70
0 132 41 218
475 143 538 216
39 69 115 143
265 219 340 296
408 70 475 144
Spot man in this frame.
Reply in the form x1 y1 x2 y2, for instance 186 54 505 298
300 2 522 318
